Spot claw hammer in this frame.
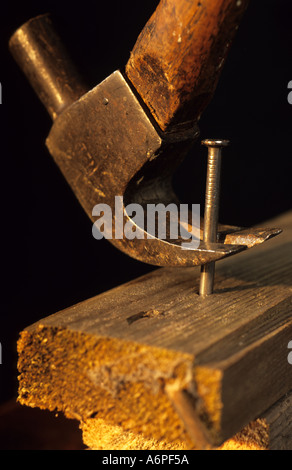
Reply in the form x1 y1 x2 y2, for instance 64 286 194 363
9 0 281 276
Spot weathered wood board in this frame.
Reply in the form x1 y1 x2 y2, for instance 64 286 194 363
17 211 292 448
81 390 292 450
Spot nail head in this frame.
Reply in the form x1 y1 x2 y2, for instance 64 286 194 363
201 139 230 148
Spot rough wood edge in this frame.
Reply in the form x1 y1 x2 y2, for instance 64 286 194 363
80 391 292 450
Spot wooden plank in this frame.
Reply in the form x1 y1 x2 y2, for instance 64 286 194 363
17 211 292 448
1 392 290 450
80 391 292 450
222 390 292 450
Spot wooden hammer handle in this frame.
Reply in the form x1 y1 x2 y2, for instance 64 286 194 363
126 0 250 132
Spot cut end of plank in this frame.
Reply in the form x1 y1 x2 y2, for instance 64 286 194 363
80 415 271 451
17 325 197 448
17 322 280 451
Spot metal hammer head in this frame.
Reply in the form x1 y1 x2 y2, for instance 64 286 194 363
9 14 281 267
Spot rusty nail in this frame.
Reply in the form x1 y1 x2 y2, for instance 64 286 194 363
200 139 230 296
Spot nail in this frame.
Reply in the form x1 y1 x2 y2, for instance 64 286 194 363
200 139 230 297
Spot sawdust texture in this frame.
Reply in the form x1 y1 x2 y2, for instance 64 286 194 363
17 325 195 447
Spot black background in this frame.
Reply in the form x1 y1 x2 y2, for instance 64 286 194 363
0 0 292 405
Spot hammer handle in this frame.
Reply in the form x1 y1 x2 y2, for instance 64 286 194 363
9 14 87 120
126 0 250 132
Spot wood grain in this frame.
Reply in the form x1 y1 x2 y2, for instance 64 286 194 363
17 211 292 448
221 390 292 450
126 0 250 132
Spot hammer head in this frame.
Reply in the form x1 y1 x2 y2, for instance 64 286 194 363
47 70 247 266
